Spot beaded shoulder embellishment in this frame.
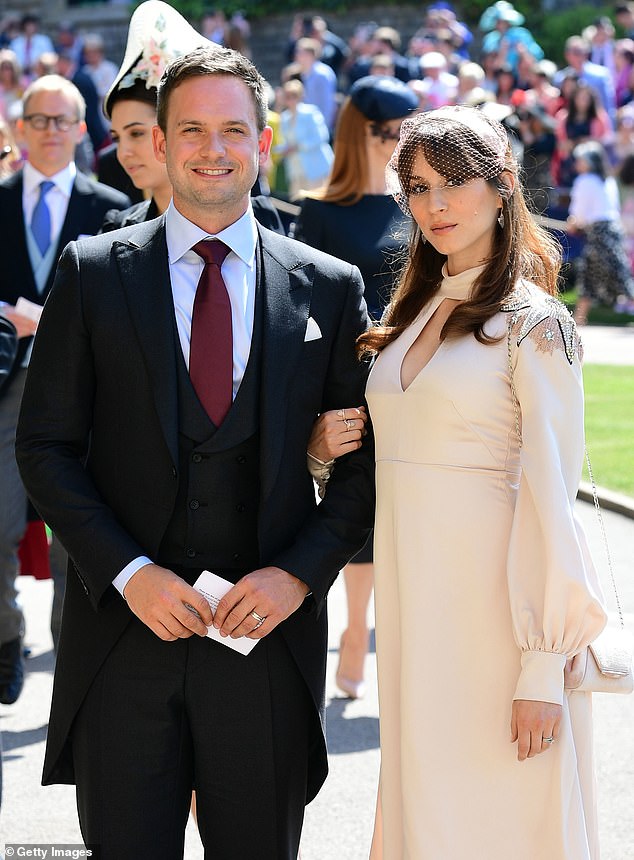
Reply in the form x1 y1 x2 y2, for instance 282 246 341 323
501 284 583 365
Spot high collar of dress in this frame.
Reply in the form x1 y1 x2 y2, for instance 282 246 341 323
439 263 486 301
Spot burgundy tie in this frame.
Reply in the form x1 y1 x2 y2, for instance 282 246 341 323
190 240 233 426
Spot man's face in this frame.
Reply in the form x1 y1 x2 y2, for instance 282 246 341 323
19 89 85 175
153 75 272 230
565 46 586 71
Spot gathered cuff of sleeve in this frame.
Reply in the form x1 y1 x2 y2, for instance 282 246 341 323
513 650 567 705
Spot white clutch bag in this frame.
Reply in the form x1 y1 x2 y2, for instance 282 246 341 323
564 626 634 694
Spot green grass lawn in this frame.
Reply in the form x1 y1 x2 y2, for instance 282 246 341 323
582 365 634 497
560 288 634 326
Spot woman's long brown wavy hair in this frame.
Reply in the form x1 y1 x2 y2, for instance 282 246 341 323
305 97 370 205
357 121 562 357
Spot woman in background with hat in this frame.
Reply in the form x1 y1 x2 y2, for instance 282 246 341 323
100 0 283 234
294 75 418 699
100 0 209 232
479 1 543 75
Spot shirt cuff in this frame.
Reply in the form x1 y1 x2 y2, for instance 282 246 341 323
113 556 153 597
513 650 567 706
307 451 335 499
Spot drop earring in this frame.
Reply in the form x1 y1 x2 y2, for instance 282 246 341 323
497 208 504 229
420 231 427 245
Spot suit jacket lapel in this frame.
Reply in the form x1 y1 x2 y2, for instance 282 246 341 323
114 217 179 468
258 227 313 500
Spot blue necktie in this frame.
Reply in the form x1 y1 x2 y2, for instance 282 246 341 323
31 180 55 257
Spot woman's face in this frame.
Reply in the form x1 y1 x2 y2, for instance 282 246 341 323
574 155 590 173
496 71 514 92
0 61 16 87
407 149 501 275
110 99 169 193
573 87 592 112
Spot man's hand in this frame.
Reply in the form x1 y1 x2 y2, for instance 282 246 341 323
1 308 38 338
123 563 214 641
511 699 562 761
212 567 310 639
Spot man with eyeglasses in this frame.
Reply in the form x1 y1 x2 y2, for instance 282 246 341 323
0 74 130 705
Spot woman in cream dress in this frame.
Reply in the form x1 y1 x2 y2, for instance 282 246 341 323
308 106 607 858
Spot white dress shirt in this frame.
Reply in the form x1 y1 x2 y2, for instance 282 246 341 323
113 200 259 595
22 160 76 245
569 173 621 225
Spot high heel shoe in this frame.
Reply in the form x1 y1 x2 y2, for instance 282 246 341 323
335 674 366 700
336 631 368 700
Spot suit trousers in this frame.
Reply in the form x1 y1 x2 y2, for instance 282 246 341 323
0 369 27 643
71 614 316 860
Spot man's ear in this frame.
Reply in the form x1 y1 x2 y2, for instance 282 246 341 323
75 120 87 144
258 125 273 161
153 125 167 164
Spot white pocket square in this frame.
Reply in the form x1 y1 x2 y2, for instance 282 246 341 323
304 316 322 342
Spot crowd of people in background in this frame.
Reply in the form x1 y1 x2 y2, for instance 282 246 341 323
3 1 633 317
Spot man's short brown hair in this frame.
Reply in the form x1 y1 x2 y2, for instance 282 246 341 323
157 45 268 133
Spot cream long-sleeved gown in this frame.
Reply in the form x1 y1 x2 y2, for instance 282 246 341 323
366 266 607 860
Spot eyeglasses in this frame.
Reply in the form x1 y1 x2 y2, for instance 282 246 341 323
407 176 478 198
23 113 79 132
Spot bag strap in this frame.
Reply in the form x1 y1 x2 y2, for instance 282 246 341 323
506 318 624 630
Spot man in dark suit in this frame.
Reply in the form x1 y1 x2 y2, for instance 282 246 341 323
0 74 129 702
16 46 373 858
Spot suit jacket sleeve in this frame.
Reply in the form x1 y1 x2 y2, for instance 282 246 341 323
270 263 375 607
16 241 147 609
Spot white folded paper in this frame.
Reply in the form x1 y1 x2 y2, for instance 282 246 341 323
15 296 43 323
192 570 258 655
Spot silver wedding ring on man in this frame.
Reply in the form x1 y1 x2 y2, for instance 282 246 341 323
250 610 266 629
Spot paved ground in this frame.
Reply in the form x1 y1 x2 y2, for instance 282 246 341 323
580 323 634 365
1 498 633 859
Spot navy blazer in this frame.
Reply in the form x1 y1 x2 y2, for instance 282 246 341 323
0 168 130 307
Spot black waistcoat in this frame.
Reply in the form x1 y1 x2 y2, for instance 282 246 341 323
157 276 263 583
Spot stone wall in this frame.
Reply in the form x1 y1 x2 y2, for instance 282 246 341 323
249 6 430 85
25 4 428 85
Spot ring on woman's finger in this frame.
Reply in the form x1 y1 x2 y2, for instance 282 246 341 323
337 408 346 419
542 736 554 744
344 418 355 430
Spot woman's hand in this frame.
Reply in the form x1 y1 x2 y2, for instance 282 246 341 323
511 699 562 761
308 406 367 463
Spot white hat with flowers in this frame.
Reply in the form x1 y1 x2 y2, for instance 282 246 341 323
104 0 213 118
